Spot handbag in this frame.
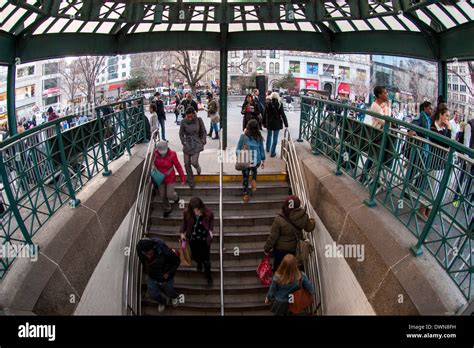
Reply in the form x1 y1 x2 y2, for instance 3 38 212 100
279 213 314 263
257 255 273 286
179 238 192 267
288 278 314 314
210 112 220 123
235 135 253 171
150 166 173 187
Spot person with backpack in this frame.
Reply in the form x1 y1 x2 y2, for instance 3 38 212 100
263 195 315 272
263 92 289 158
265 254 314 315
206 92 220 140
153 141 186 217
180 197 215 286
236 119 265 203
179 106 206 189
136 237 181 313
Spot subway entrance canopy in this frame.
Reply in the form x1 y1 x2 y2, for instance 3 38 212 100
0 0 473 63
1 0 474 143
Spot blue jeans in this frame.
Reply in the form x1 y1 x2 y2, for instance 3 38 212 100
158 117 166 140
266 129 280 156
242 165 258 194
211 122 220 136
147 276 178 305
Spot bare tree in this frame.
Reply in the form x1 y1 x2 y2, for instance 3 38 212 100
228 54 252 74
60 60 82 105
76 56 106 103
172 51 219 93
130 52 168 87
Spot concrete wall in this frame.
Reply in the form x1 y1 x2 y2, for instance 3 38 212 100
0 144 147 315
295 141 467 315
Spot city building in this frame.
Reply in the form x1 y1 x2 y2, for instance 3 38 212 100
96 55 132 99
447 61 474 121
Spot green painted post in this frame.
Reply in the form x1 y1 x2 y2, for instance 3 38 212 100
7 64 17 137
335 107 348 176
313 101 322 155
95 108 112 176
438 60 448 103
219 24 228 149
410 148 455 256
364 121 390 207
55 123 80 208
0 152 33 245
297 98 305 142
122 108 132 156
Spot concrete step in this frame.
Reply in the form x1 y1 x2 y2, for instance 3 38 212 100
148 224 272 234
151 194 287 211
176 173 287 182
150 239 266 253
148 227 270 243
172 283 268 295
150 209 278 226
142 297 271 312
174 181 290 197
142 307 271 316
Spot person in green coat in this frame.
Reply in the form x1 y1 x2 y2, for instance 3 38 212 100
264 195 315 272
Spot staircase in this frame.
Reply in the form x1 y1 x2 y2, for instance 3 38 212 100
141 174 290 316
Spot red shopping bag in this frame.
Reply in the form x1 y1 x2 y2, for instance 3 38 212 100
257 255 273 286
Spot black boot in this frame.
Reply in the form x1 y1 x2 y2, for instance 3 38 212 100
204 261 213 286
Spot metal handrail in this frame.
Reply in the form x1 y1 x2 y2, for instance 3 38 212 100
218 128 225 316
281 128 324 315
123 129 158 315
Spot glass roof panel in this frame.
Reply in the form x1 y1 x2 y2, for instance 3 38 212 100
335 20 354 32
0 4 16 23
298 22 317 32
205 23 220 32
264 23 279 31
442 4 468 25
33 17 56 35
153 24 169 32
188 23 203 31
382 16 405 31
367 17 388 30
456 2 474 21
95 22 115 34
229 23 243 32
47 18 70 34
246 22 262 31
1 8 26 32
415 9 432 27
351 20 371 31
170 23 187 31
397 14 420 32
280 22 297 31
427 4 456 29
63 20 84 33
80 21 100 33
134 23 153 33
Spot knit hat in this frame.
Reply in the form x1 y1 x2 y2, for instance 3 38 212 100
47 107 54 113
156 141 169 156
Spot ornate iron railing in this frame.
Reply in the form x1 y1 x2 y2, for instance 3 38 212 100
299 97 473 300
0 97 146 279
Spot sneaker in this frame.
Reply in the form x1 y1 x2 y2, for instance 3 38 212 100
171 298 179 307
270 153 276 158
157 304 166 313
251 179 257 192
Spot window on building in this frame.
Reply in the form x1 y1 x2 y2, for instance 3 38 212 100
43 77 59 90
307 62 318 75
262 62 266 73
323 64 334 75
122 72 126 78
16 65 35 79
275 63 280 74
257 50 265 57
448 84 452 90
289 61 300 74
43 62 59 76
122 64 126 69
460 94 466 102
356 69 366 81
270 62 274 74
453 84 459 91
231 51 237 58
244 50 252 58
43 95 60 106
248 62 253 73
270 50 276 59
339 66 350 80
460 85 467 92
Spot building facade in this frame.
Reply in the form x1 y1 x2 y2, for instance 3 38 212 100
447 61 473 121
96 55 132 98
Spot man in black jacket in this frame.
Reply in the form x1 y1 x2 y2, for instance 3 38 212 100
137 238 180 312
153 92 167 141
179 93 199 117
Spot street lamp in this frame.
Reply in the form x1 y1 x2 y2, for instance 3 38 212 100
331 74 342 99
163 64 176 90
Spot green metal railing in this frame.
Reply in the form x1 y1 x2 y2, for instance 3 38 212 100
299 97 473 300
0 98 146 279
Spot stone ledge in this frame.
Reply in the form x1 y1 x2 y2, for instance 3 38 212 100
295 141 466 315
0 144 148 315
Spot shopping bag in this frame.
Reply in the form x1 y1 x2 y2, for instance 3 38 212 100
257 255 273 286
288 279 313 314
179 238 192 267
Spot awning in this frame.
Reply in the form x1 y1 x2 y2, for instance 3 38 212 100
108 84 124 91
42 88 60 96
337 83 350 95
296 78 319 90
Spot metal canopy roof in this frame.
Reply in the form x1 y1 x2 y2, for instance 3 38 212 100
0 0 473 63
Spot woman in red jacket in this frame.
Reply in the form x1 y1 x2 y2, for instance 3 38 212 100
180 197 214 285
154 141 186 217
